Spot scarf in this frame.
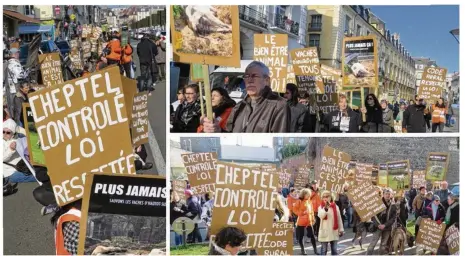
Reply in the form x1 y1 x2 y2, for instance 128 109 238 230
432 203 438 220
320 202 339 230
180 100 201 125
213 98 236 119
445 202 458 224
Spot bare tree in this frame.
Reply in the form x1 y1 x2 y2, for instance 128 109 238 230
305 138 323 179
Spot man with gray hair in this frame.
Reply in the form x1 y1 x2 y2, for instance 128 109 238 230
202 61 290 133
434 181 451 209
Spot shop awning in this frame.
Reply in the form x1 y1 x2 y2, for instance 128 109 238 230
19 25 53 34
3 10 40 24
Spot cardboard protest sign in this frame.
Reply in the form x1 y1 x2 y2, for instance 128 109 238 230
419 66 447 87
412 170 426 189
387 160 410 191
121 75 138 122
418 85 442 103
69 39 79 50
82 24 92 38
290 47 324 94
22 103 46 166
416 218 446 254
28 66 134 206
355 163 373 185
211 162 277 251
171 5 241 67
319 145 351 194
308 79 338 115
378 163 388 187
90 39 98 53
255 222 294 256
172 179 187 201
261 164 277 172
78 173 166 255
69 50 83 71
278 168 292 187
320 64 342 92
286 65 296 84
254 34 288 93
347 182 386 222
342 35 378 88
294 165 310 188
82 40 91 59
426 152 450 181
38 53 64 87
371 165 378 185
92 26 102 40
394 120 402 133
131 92 149 147
181 152 218 195
445 224 460 255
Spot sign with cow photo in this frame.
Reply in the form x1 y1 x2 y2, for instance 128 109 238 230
347 182 386 222
210 162 277 252
416 218 446 254
319 146 351 194
412 170 427 189
181 152 218 195
426 152 450 181
387 160 410 190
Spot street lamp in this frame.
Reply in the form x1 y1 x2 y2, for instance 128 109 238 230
450 28 459 44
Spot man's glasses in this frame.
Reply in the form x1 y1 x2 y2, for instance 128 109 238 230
3 131 12 135
243 74 264 81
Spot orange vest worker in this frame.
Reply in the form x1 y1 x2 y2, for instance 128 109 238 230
432 105 447 124
105 39 122 62
293 199 315 227
55 208 81 255
121 44 133 64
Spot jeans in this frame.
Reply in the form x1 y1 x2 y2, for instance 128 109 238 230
367 229 391 255
174 232 183 246
321 241 338 255
157 63 165 80
187 223 203 243
345 206 354 228
432 122 445 132
9 171 36 183
446 114 452 126
139 64 151 91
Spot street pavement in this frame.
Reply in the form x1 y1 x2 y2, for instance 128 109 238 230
3 39 166 255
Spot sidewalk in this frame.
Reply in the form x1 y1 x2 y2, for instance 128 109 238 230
427 106 459 133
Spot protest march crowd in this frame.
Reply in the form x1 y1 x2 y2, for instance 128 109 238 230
171 148 459 255
3 16 168 254
170 61 455 134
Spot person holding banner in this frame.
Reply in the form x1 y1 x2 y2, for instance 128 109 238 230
318 190 344 255
360 94 383 133
184 189 203 243
323 95 361 133
197 87 236 133
293 188 319 255
172 84 202 133
431 98 448 133
402 95 427 133
11 82 30 127
284 83 311 133
366 189 396 255
208 227 247 255
170 190 188 246
202 61 290 133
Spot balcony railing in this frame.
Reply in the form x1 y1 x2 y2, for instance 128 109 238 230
308 23 322 32
238 5 268 30
269 12 299 36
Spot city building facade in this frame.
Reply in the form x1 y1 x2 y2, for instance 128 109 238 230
307 5 416 102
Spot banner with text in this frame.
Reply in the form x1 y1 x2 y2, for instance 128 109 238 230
347 182 386 222
412 170 426 189
445 224 460 255
355 162 373 185
255 222 294 256
290 47 324 94
416 218 446 254
131 92 149 147
38 53 64 87
181 152 218 195
342 35 378 88
319 146 351 194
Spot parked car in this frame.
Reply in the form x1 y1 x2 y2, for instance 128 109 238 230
19 40 69 66
449 182 459 197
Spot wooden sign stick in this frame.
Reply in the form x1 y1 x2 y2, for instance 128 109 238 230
361 88 366 122
202 64 213 120
199 81 205 117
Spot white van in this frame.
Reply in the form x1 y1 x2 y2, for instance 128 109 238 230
209 60 253 103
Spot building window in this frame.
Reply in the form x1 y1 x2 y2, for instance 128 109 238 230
310 14 322 29
345 15 351 33
356 25 361 36
309 34 320 47
24 5 34 16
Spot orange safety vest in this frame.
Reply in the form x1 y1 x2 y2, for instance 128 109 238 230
432 105 447 124
55 208 81 255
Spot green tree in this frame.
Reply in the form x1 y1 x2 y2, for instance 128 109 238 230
282 143 303 159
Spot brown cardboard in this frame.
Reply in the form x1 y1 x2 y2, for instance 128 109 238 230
121 75 138 122
278 168 292 187
172 179 187 201
131 92 149 147
418 85 442 103
286 65 296 84
181 152 218 195
38 53 64 87
319 145 351 194
255 222 294 255
69 50 83 70
347 182 386 222
387 160 410 191
355 162 373 185
419 66 448 87
171 5 241 67
27 66 134 206
290 47 324 94
211 162 277 251
342 35 378 88
416 218 446 254
254 34 288 93
82 40 91 59
82 24 92 38
294 165 310 188
445 224 460 255
412 170 426 189
92 26 102 40
426 152 450 181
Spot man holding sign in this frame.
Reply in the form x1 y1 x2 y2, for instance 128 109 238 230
202 61 290 133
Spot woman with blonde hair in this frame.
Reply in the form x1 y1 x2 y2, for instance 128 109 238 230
293 188 319 255
318 190 344 255
274 193 290 222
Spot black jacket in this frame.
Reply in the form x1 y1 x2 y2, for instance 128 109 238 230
137 38 158 65
365 105 383 124
12 91 27 125
323 108 362 133
402 104 426 133
172 100 201 133
288 102 310 133
170 200 188 224
372 198 397 231
186 196 202 220
446 203 459 229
